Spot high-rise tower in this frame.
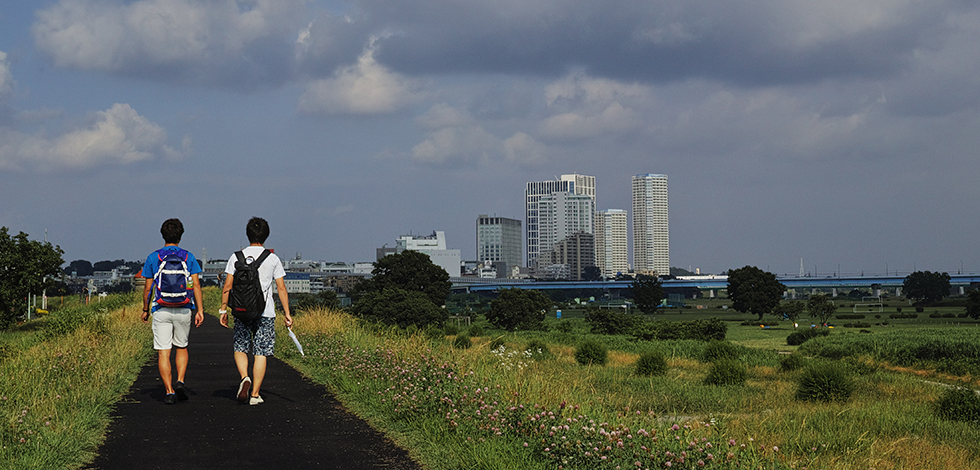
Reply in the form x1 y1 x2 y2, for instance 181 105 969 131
632 174 669 276
476 215 522 278
525 174 595 267
596 209 628 278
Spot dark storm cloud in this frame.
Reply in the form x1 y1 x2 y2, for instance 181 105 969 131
365 0 964 86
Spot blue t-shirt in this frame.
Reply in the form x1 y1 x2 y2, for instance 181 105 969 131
142 246 203 312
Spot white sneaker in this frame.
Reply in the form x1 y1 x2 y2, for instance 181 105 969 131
249 395 264 405
237 377 251 403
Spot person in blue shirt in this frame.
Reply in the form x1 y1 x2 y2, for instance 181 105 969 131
141 218 204 405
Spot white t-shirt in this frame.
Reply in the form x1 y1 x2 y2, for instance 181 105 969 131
224 246 285 318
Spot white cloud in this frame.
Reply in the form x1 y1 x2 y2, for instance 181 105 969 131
503 132 547 165
0 103 188 171
0 51 14 99
538 73 649 140
32 0 306 85
411 104 499 164
298 42 420 115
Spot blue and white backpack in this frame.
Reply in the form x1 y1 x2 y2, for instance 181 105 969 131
153 249 192 308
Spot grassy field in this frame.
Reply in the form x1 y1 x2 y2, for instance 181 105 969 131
4 288 980 469
0 292 151 468
279 300 980 470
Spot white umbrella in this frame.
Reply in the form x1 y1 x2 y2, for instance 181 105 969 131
287 327 304 356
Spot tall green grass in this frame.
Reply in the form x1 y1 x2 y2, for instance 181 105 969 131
281 307 980 469
0 292 151 468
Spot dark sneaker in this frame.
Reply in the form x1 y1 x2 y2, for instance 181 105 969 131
237 377 251 403
164 393 177 405
175 381 188 401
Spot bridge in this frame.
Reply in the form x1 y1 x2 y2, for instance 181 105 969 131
452 274 980 297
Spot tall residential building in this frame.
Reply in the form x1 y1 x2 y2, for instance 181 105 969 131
632 174 669 276
476 215 522 278
525 173 595 267
595 209 628 278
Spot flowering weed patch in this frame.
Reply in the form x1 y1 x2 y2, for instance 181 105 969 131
294 321 797 469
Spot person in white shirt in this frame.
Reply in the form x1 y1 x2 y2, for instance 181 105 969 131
219 217 294 405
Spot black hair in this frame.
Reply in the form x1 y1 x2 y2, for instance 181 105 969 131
246 217 270 244
160 218 184 244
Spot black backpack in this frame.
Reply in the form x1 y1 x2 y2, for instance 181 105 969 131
228 249 272 323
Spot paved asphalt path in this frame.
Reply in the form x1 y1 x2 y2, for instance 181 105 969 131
88 317 422 470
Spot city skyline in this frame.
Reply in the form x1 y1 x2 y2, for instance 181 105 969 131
2 2 979 277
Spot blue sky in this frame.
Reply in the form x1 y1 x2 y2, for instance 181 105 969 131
2 1 979 276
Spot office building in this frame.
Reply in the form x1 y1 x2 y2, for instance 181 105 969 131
539 231 596 280
632 174 669 276
525 173 595 267
476 215 522 279
391 231 462 277
596 209 628 278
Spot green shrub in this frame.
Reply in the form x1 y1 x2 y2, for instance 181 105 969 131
585 307 643 335
453 333 472 349
786 328 829 346
552 321 574 333
468 324 484 337
423 325 444 339
780 354 806 372
525 339 553 360
443 323 460 336
795 363 854 402
702 340 742 362
703 359 747 386
574 340 608 366
934 387 980 422
635 351 668 377
633 318 727 342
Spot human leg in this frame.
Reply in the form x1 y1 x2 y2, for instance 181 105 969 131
157 349 174 394
251 355 267 397
248 318 276 402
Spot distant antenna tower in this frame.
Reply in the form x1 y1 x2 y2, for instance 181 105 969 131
799 258 804 277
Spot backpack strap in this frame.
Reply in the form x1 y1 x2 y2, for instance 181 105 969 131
253 249 272 268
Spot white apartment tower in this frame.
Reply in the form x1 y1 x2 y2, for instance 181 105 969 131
595 209 628 278
537 191 595 259
525 174 595 267
476 215 522 278
632 174 669 276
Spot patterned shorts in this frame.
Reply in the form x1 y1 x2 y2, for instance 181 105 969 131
233 317 276 356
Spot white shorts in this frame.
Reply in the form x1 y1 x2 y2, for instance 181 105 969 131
152 307 192 350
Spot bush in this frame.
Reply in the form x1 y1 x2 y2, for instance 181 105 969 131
468 324 485 337
574 340 608 366
795 363 854 402
525 339 553 360
635 351 668 377
786 328 830 346
553 321 574 333
443 323 460 336
633 318 727 342
487 288 552 331
350 288 447 328
934 387 980 422
453 333 472 349
780 354 806 372
585 307 642 335
702 340 743 362
423 325 444 340
703 359 747 386
915 306 925 313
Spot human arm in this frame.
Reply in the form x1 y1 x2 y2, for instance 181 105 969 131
275 276 293 328
141 277 153 323
219 273 234 328
191 273 204 327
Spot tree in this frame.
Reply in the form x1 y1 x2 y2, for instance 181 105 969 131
903 271 952 303
966 288 980 320
350 288 447 328
806 294 838 326
630 274 664 315
355 251 451 306
487 288 552 331
774 299 806 327
0 227 65 329
727 265 785 321
64 259 94 277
